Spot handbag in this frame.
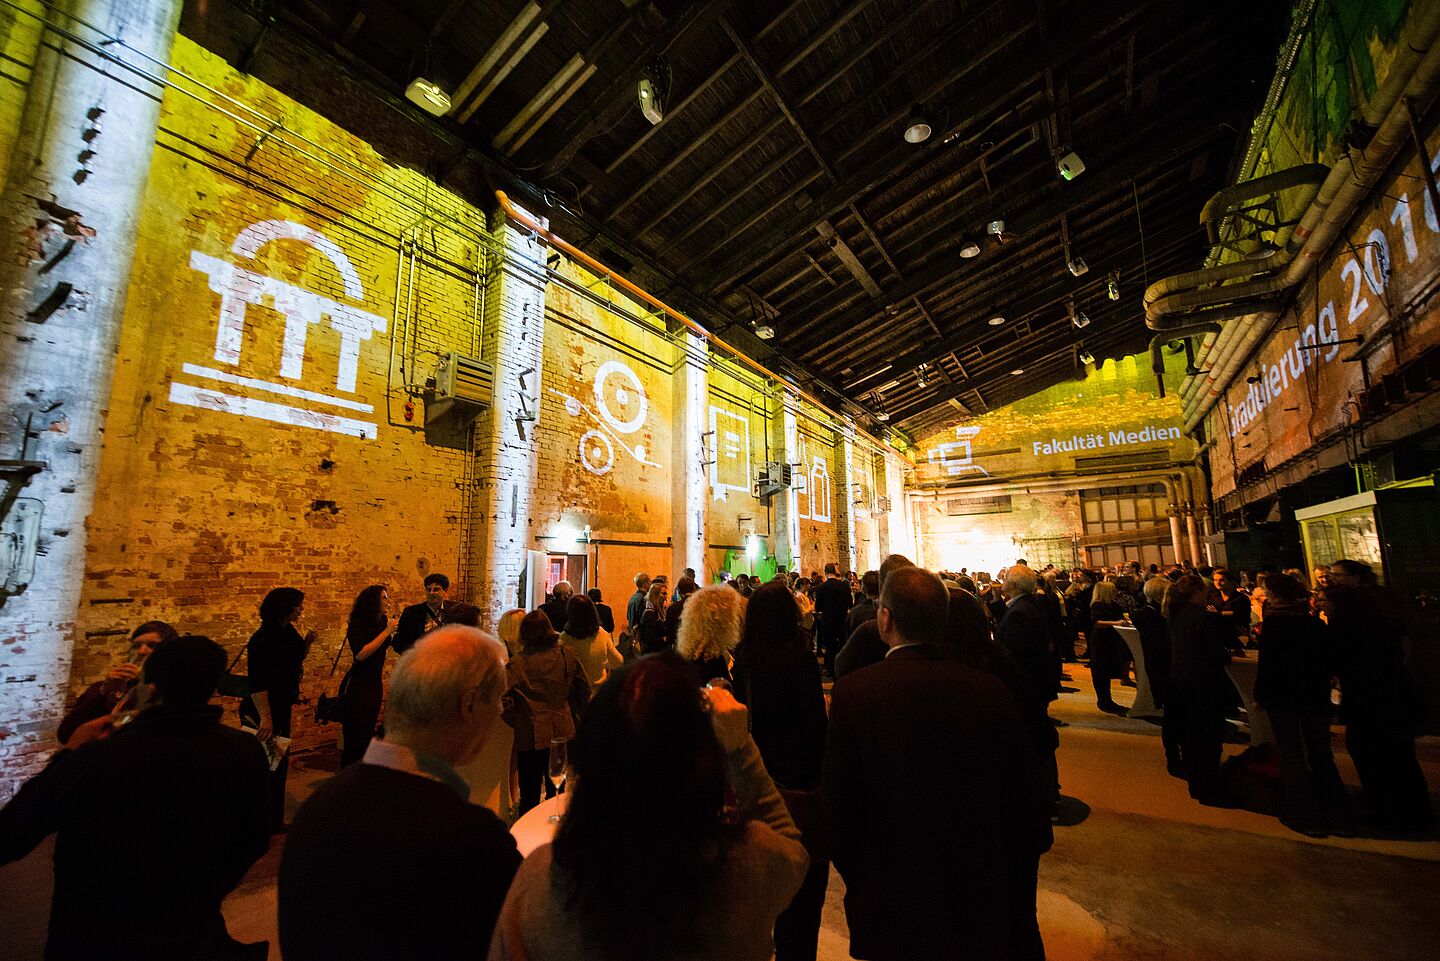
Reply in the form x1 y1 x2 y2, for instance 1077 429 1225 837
314 635 352 724
216 642 251 698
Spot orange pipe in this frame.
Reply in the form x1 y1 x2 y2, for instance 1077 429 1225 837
495 190 910 460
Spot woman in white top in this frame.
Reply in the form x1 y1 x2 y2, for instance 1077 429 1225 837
558 594 623 688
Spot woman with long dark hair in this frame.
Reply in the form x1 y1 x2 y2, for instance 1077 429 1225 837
1164 574 1232 804
490 654 808 961
560 594 623 688
732 582 828 961
341 584 395 767
241 586 314 834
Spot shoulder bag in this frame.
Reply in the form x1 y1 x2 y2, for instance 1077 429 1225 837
314 634 352 724
216 640 251 698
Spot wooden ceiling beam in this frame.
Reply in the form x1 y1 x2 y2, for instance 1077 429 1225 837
720 17 836 183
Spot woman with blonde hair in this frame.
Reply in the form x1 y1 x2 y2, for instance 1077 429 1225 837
496 608 526 658
639 582 669 654
675 584 745 685
1088 579 1128 715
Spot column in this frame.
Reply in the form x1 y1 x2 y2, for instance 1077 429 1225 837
471 210 547 627
1164 477 1185 564
671 330 708 583
835 431 857 572
766 386 799 571
0 0 181 800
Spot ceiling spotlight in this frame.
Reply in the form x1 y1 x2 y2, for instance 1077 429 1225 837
1067 256 1089 277
1011 368 1025 376
959 241 981 258
1079 348 1096 365
1107 271 1121 301
405 77 452 116
874 409 891 422
1057 150 1086 180
916 363 929 388
754 323 775 340
638 58 670 126
987 315 1006 326
987 219 1006 237
903 103 932 144
1072 310 1090 329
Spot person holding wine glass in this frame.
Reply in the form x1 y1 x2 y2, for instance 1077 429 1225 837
501 612 591 814
241 586 316 835
547 738 569 823
489 653 808 961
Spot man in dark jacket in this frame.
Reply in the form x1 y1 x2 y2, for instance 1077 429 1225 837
0 636 270 961
539 580 574 633
280 626 522 961
824 567 1053 961
394 573 452 654
588 588 615 635
998 566 1057 706
835 555 914 679
813 563 853 676
846 570 880 635
626 572 651 634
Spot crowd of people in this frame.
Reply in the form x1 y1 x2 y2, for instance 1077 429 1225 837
0 550 1432 960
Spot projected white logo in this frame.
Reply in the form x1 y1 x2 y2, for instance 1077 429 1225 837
928 425 989 477
794 435 832 524
550 359 663 475
169 220 388 439
708 405 750 501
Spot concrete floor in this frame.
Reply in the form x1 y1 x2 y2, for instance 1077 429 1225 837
3 669 1438 960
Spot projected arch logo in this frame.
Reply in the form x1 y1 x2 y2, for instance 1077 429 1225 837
168 220 388 439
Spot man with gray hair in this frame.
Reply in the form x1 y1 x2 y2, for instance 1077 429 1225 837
279 626 521 961
540 580 574 633
998 565 1055 709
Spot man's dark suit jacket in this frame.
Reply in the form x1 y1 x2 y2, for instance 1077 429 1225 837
594 602 615 635
997 593 1056 703
0 705 269 961
393 601 445 654
823 645 1053 961
813 576 853 642
846 597 878 636
834 620 885 679
539 596 569 633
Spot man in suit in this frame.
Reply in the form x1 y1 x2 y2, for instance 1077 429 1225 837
588 588 615 635
813 562 853 677
998 566 1058 705
394 573 452 654
625 572 651 634
834 555 913 679
824 567 1053 961
539 580 574 633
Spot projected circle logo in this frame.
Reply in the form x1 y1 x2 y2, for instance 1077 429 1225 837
551 359 662 476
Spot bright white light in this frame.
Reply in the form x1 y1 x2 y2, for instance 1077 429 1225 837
987 315 1005 326
746 534 761 558
553 525 580 544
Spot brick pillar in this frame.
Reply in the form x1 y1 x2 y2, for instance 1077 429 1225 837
835 432 857 572
0 0 180 799
471 211 547 627
767 387 800 571
671 330 708 583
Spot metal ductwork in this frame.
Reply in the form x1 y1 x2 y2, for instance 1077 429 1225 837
1165 3 1440 436
1149 322 1222 397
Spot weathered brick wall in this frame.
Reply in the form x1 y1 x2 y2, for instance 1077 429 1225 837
52 37 494 775
915 490 1082 576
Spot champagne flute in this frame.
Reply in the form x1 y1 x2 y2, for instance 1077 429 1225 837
547 738 568 823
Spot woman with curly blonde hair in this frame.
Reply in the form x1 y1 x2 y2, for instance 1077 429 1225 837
675 584 745 685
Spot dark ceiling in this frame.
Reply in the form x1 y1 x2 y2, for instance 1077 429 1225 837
193 0 1288 437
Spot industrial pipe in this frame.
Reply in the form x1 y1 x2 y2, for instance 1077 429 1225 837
1179 2 1440 434
1149 322 1222 397
1199 163 1330 246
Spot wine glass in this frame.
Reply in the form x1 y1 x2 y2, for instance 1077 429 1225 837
547 738 569 823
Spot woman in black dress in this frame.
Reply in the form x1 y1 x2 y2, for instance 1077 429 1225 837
241 587 314 834
341 584 396 767
1165 574 1232 804
732 581 828 961
1087 580 1128 715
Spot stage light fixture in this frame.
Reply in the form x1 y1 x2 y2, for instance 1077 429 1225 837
959 241 981 258
1079 348 1095 365
1057 150 1086 180
987 315 1005 326
903 103 932 144
405 78 452 116
1067 256 1089 277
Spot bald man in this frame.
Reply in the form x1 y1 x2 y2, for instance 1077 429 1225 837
280 626 521 961
824 567 1052 961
